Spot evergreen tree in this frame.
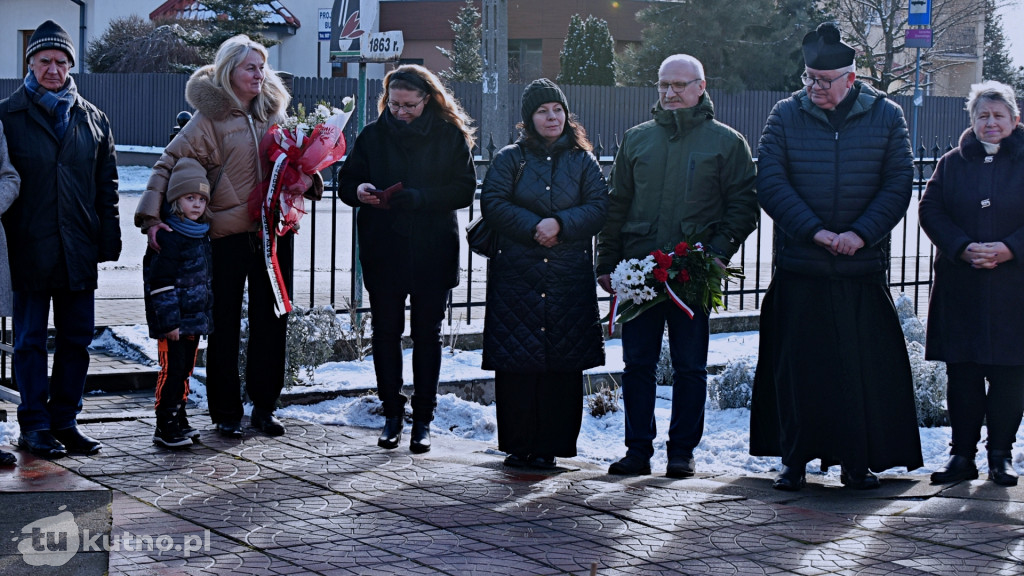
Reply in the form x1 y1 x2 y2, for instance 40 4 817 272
557 15 615 86
191 0 278 62
616 0 819 91
86 15 205 73
983 0 1024 91
437 0 483 83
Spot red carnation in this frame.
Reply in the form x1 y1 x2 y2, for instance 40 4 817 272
674 242 689 256
679 269 691 282
652 250 672 269
653 268 669 283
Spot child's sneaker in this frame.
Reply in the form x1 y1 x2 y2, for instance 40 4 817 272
154 418 193 449
178 407 200 443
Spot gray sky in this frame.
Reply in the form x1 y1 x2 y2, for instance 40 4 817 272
997 1 1024 72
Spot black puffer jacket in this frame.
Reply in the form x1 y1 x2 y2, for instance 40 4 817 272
0 85 121 291
338 107 476 293
920 125 1024 365
480 136 607 373
757 81 913 277
143 227 213 338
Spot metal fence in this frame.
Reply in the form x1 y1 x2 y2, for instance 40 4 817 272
0 74 980 151
292 140 953 328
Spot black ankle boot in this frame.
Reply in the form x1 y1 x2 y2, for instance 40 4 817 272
410 420 431 454
988 450 1019 486
840 466 880 490
378 416 403 449
930 454 978 484
772 464 806 491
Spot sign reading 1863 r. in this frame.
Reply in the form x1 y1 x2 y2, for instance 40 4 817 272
361 31 404 62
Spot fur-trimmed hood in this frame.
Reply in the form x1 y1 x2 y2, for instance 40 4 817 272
958 124 1024 162
185 64 288 124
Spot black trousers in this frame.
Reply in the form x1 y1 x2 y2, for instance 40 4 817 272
495 370 583 458
206 232 291 424
155 336 200 420
369 287 449 421
947 362 1024 455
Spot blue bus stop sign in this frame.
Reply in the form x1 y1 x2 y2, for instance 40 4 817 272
909 0 931 26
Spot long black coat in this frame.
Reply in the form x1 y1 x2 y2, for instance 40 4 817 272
338 108 475 294
920 125 1024 366
480 136 607 373
0 85 121 292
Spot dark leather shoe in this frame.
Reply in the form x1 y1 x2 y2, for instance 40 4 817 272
215 422 244 438
0 450 16 465
666 455 696 478
409 420 430 454
773 464 806 491
250 411 286 436
988 451 1019 487
51 426 102 455
930 454 979 484
503 453 530 468
378 416 403 449
528 455 557 469
608 453 651 476
841 467 881 490
17 430 67 459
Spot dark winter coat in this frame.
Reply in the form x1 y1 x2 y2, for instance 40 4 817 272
480 136 607 373
143 227 214 338
338 107 476 293
0 85 121 292
920 125 1024 366
596 92 757 275
756 81 914 278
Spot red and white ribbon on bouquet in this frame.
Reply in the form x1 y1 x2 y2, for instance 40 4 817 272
254 102 354 317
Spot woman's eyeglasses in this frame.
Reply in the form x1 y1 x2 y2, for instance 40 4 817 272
387 97 426 113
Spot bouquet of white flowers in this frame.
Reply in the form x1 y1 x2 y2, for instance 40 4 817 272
602 240 742 335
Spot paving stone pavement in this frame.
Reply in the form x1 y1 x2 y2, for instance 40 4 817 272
1 392 1024 575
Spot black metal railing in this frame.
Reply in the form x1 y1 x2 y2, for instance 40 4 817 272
293 135 953 325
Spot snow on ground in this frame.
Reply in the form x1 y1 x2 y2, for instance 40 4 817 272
80 325 1019 480
58 161 1024 478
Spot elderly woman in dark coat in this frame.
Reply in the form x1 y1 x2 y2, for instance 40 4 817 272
920 80 1024 487
481 79 608 468
339 65 476 454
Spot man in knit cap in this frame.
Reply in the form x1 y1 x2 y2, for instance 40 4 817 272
749 22 923 491
596 55 758 478
0 20 121 459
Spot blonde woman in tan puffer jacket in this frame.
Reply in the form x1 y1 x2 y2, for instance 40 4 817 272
136 35 322 441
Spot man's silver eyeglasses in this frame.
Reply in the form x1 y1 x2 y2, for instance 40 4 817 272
656 78 701 93
800 72 847 89
387 97 426 113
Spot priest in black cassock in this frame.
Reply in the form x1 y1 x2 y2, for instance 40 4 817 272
749 22 923 491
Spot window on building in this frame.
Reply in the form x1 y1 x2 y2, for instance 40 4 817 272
508 39 542 84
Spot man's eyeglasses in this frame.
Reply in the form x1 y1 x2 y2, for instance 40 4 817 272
656 78 701 93
800 72 847 89
387 97 426 113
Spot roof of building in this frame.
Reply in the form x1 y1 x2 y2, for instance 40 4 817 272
149 1 301 28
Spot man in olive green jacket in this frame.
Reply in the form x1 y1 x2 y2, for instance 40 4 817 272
597 54 757 478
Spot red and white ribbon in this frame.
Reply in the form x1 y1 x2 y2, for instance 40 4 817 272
607 294 619 337
664 281 694 319
262 154 292 317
